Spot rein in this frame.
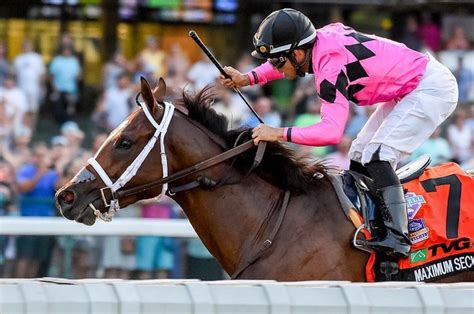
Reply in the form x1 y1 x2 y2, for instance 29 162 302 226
82 88 288 278
116 139 257 199
88 93 266 222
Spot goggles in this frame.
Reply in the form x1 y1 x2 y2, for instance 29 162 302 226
268 55 287 69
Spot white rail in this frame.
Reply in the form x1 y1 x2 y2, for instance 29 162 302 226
1 279 473 314
0 217 198 237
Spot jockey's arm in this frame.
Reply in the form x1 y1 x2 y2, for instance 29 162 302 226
220 61 284 88
251 98 349 146
285 51 351 146
283 98 349 146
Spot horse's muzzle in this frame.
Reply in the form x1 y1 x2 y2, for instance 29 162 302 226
56 188 78 217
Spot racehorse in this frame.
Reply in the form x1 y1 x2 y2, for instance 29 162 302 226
56 77 473 282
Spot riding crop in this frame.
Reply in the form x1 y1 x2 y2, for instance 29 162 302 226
189 30 264 124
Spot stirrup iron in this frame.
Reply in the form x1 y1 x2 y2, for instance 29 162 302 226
353 224 374 254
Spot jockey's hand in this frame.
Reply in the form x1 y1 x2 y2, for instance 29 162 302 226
251 124 285 145
219 66 250 89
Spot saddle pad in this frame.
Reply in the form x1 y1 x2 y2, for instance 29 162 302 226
366 162 474 282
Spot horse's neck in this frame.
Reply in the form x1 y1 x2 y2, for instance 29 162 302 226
173 175 280 275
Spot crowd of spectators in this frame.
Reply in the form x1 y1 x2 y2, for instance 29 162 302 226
0 14 473 280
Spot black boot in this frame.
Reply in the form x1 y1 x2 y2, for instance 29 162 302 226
349 160 371 177
358 184 411 257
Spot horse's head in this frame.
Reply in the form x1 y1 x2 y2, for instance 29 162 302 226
56 77 174 225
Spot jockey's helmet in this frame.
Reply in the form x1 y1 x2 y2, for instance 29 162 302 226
252 8 316 60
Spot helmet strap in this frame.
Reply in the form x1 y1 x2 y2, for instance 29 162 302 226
288 48 312 77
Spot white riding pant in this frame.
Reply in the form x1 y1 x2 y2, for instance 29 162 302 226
348 53 458 168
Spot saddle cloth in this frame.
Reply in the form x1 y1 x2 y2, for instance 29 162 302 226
330 162 474 282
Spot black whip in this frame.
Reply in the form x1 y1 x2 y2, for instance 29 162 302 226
189 30 264 124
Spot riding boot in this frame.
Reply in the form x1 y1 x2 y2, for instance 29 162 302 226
357 184 411 258
349 160 371 177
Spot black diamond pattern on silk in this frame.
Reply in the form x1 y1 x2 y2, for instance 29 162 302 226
336 71 348 99
320 80 336 103
345 32 374 43
345 44 376 60
348 84 365 103
319 70 348 103
319 31 377 104
346 61 368 81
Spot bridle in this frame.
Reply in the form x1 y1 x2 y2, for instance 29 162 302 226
80 93 287 280
85 95 264 222
87 96 175 221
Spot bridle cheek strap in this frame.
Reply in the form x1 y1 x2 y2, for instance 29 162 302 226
87 101 175 222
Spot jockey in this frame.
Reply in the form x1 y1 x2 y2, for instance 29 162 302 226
219 8 458 258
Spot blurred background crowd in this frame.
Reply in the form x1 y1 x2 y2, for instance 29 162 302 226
0 0 473 280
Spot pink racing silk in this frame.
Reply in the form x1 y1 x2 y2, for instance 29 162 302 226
248 23 429 146
247 62 284 85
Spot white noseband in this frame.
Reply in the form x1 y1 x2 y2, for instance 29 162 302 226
87 100 175 221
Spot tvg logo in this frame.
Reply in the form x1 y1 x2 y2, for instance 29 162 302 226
428 237 471 257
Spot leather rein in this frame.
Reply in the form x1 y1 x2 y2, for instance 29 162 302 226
87 94 292 279
116 139 266 199
93 95 267 216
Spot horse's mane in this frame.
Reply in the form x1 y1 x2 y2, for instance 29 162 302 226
175 86 330 194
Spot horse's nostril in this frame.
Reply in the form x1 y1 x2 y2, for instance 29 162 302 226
61 190 75 205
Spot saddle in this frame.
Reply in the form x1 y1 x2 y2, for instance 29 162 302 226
329 155 474 282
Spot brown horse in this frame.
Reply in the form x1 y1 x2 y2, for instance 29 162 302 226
56 78 473 282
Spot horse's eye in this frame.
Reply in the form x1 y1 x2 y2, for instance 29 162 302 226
116 138 132 150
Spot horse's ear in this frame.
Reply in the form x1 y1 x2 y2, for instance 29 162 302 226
153 77 167 103
140 76 155 111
